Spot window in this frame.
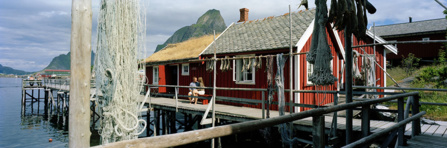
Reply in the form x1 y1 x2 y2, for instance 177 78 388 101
307 61 314 85
233 55 255 84
307 59 333 85
153 66 159 84
422 37 430 44
182 64 189 76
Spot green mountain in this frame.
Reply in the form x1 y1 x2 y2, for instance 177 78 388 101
44 51 95 70
154 9 227 52
0 64 33 75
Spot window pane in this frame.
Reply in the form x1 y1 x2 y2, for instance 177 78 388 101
246 71 253 81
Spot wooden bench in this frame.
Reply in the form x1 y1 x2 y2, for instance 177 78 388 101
197 94 211 105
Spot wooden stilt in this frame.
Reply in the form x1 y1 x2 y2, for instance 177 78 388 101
146 107 151 137
162 110 167 135
154 109 159 136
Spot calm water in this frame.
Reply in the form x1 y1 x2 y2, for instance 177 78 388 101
0 78 68 148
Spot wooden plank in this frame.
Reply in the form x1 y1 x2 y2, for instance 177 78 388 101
424 125 439 136
420 124 431 135
371 122 395 133
406 135 447 147
433 126 446 137
370 121 389 132
404 123 413 136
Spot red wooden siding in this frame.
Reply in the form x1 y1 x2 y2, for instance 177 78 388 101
298 29 339 111
385 33 445 60
145 27 389 112
336 30 386 98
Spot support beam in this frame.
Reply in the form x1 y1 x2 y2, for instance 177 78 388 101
345 27 353 145
361 105 370 138
313 115 325 148
397 97 405 146
68 0 92 147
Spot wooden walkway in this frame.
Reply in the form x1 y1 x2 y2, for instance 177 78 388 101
141 96 447 137
398 135 447 148
44 84 447 138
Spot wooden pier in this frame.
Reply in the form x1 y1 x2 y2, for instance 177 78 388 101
38 81 447 147
143 95 447 138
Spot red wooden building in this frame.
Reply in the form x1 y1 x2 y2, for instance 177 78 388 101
145 8 397 112
370 18 447 65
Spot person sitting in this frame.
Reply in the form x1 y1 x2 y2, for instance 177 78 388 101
193 77 205 104
188 77 198 103
29 76 35 86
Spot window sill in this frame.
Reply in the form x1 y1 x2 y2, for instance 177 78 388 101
235 81 256 85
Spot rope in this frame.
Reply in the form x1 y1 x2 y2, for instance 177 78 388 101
95 0 147 144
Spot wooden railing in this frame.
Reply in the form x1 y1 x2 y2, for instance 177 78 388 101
92 91 422 148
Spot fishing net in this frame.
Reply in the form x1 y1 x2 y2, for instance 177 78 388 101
95 0 147 144
307 0 338 86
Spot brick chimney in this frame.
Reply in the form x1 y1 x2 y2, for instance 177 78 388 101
238 8 249 23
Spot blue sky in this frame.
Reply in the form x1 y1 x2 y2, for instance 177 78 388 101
0 0 446 72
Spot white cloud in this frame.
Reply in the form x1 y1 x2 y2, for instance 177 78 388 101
39 11 69 18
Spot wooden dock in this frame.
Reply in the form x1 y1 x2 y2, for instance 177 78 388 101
398 135 447 148
44 83 447 147
141 96 447 137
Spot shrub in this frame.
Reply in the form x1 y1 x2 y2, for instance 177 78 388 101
401 53 420 76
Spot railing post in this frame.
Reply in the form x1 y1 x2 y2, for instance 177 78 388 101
397 97 405 146
361 104 370 139
146 106 151 137
412 94 421 136
154 109 159 136
313 115 325 148
175 87 178 112
262 91 265 119
333 92 338 137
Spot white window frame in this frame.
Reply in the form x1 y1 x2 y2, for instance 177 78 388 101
307 59 333 85
181 63 189 76
153 66 159 84
233 54 255 84
422 37 430 44
306 61 314 85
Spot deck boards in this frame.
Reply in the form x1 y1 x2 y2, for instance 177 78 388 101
45 84 447 139
398 135 447 148
139 96 447 138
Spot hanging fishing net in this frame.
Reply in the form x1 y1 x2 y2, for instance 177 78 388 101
95 0 147 144
307 0 338 86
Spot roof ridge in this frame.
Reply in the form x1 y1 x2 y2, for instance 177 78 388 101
233 8 316 25
373 18 446 28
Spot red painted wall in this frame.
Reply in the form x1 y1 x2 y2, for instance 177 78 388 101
145 28 389 112
336 30 386 98
384 33 445 60
298 30 339 111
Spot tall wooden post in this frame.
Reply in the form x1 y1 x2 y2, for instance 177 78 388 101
345 26 353 145
69 0 92 147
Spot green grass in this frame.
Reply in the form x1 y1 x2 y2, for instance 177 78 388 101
386 67 409 86
385 65 447 121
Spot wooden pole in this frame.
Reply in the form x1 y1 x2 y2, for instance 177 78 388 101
212 30 217 148
288 5 294 148
345 23 353 144
68 0 92 147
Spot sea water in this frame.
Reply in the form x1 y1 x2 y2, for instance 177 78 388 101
0 78 68 148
